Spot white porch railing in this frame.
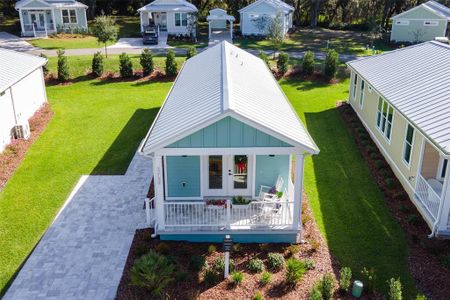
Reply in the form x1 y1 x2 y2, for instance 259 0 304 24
145 197 156 226
415 174 441 222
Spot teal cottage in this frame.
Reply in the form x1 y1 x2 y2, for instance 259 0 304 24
140 41 319 243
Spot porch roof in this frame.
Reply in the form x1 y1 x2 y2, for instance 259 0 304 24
138 0 198 13
140 41 319 155
207 9 235 22
15 0 88 9
239 0 294 14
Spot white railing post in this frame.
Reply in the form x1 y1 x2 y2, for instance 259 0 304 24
32 24 36 38
293 154 304 232
226 199 231 229
145 198 151 225
153 155 165 230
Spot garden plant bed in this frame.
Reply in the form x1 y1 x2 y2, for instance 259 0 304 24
116 195 344 299
338 102 450 299
0 103 53 191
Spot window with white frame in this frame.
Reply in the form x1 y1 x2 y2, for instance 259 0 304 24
352 73 358 100
402 123 414 165
424 20 439 26
175 13 188 27
62 9 77 24
359 80 365 108
395 19 409 26
376 97 394 141
438 158 448 181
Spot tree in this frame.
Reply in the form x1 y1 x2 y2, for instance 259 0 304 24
119 53 133 78
323 49 339 80
277 52 289 75
267 13 285 58
57 50 70 81
140 49 154 77
91 15 118 58
165 49 178 77
40 53 49 76
186 46 197 59
302 50 315 76
251 15 271 34
258 51 270 68
92 52 104 77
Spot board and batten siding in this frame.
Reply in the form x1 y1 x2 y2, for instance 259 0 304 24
349 70 425 200
167 117 293 148
165 156 201 197
391 6 448 42
240 2 283 35
254 155 290 197
0 89 16 152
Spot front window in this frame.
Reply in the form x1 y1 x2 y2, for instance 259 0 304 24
352 73 358 100
440 159 448 180
62 9 77 24
402 124 414 165
208 156 222 189
233 155 248 189
376 97 394 141
175 13 188 27
359 80 365 108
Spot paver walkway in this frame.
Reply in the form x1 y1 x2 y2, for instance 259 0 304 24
108 32 171 49
0 32 37 52
4 153 152 300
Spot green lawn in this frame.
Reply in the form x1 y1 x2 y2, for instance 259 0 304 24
281 79 417 297
28 35 112 50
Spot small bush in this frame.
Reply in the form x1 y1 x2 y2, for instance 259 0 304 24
259 51 270 67
304 258 316 270
286 244 301 256
374 159 385 170
230 271 244 286
119 53 133 78
370 152 379 160
208 245 217 254
213 256 235 273
440 253 450 268
155 242 170 255
233 243 242 253
130 251 175 298
361 267 376 294
277 52 289 74
165 49 178 77
190 255 206 271
323 49 339 79
135 244 148 257
140 49 154 76
186 46 197 59
203 267 218 287
309 283 323 300
320 273 335 300
57 49 70 81
253 291 264 300
408 214 420 226
339 267 352 292
302 50 315 76
91 52 104 77
285 258 306 287
309 239 320 252
175 269 189 282
388 278 402 300
415 294 427 300
259 243 270 252
247 258 265 273
385 178 395 189
267 253 285 271
260 271 272 286
40 53 49 76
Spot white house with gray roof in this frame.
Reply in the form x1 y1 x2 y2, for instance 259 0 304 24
239 0 294 36
390 0 450 43
347 41 450 237
139 41 319 243
0 49 47 152
15 0 88 37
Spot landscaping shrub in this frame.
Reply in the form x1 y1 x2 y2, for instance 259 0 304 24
285 258 306 287
40 53 49 76
385 178 395 189
302 50 315 76
304 258 316 270
175 269 189 282
407 214 419 226
259 51 270 67
91 52 104 77
319 273 335 300
323 49 339 79
155 242 170 255
135 244 148 257
230 271 244 286
189 255 206 271
415 294 427 300
370 152 379 160
267 252 285 271
165 49 178 77
57 49 70 81
339 267 352 292
203 267 218 287
232 243 242 253
130 251 175 298
388 278 402 300
213 256 235 273
140 49 154 76
247 258 265 273
309 239 320 252
309 283 323 300
374 159 385 170
361 267 376 293
286 244 300 256
253 291 264 300
259 271 272 286
186 46 197 59
277 52 289 74
259 243 270 252
440 253 450 268
207 245 216 254
119 53 133 78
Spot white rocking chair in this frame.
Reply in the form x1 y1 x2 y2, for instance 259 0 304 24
259 176 284 202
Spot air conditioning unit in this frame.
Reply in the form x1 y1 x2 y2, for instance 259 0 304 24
14 122 31 140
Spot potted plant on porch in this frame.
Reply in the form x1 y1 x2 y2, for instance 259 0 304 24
231 196 251 208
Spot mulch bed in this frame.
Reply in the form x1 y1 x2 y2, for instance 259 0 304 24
0 103 53 191
116 194 346 299
337 102 450 299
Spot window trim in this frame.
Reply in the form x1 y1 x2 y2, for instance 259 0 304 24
352 73 358 101
376 96 394 144
395 19 410 26
359 79 365 109
437 157 448 181
174 12 188 27
61 9 77 25
423 20 439 26
402 123 415 168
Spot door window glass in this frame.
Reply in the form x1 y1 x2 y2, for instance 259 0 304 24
233 155 248 189
208 156 222 189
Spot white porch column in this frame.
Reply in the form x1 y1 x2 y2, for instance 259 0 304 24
292 154 305 233
140 12 144 32
438 164 450 232
51 9 56 31
19 9 25 35
230 21 233 40
153 155 165 230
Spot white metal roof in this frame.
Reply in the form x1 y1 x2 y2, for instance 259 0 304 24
239 0 294 14
392 0 450 20
141 41 319 155
0 49 47 93
138 0 197 13
347 41 450 154
15 0 88 9
207 8 235 21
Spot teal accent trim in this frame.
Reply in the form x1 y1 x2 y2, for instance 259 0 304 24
254 155 290 197
166 156 200 197
167 117 293 148
160 233 297 243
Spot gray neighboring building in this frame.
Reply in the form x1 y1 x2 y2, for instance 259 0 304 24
390 0 450 43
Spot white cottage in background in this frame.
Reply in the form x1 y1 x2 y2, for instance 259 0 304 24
0 50 47 152
207 8 235 41
138 0 197 35
239 0 294 36
15 0 88 37
140 41 319 243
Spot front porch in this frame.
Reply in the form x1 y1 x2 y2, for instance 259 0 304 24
19 8 56 37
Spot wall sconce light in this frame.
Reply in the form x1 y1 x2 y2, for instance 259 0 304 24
269 155 275 157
